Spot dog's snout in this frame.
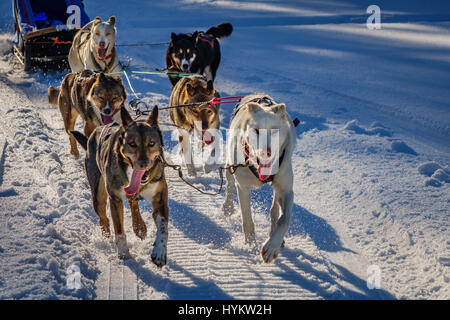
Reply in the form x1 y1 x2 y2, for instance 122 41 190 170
137 159 149 169
182 63 189 70
103 105 112 115
259 148 272 159
99 41 106 48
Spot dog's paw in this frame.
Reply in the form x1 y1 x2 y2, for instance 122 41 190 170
70 149 80 159
203 163 214 174
151 242 167 268
118 250 132 260
133 222 147 240
260 237 283 263
186 164 197 177
116 235 131 260
244 234 257 246
222 202 236 216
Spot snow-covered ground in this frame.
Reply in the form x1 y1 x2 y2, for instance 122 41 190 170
0 0 449 299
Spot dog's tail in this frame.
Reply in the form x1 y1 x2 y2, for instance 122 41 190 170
47 86 60 106
206 22 233 41
70 131 88 151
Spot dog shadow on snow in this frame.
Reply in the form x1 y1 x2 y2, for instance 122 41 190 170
126 259 233 299
124 192 394 299
251 185 395 299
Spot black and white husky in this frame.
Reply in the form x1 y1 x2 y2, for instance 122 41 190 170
165 22 233 87
223 94 296 263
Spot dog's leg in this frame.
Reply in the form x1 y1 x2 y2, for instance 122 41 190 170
83 119 98 139
93 177 110 238
109 196 131 260
269 191 280 236
128 199 147 240
203 143 217 174
179 130 196 176
60 96 80 157
236 183 256 244
261 181 294 263
150 182 169 267
203 65 213 82
222 169 236 216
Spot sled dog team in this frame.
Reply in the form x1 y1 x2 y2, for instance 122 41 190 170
48 17 296 266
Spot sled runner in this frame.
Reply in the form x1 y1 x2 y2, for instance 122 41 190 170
12 0 90 71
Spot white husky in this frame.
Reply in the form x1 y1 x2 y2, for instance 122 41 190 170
223 94 296 263
68 16 121 73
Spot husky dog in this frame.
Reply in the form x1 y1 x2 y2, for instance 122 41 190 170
71 106 169 266
223 94 296 263
48 70 127 158
166 22 233 87
169 75 220 176
68 16 121 73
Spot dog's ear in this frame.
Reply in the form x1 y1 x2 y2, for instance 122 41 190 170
171 33 177 41
107 16 116 26
93 17 102 25
192 31 199 42
247 102 263 115
120 106 134 127
186 83 196 96
270 103 286 117
98 72 107 82
206 80 214 95
147 105 159 126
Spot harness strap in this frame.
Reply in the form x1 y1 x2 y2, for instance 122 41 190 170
198 35 215 48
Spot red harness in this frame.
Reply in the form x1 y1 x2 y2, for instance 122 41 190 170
198 36 215 48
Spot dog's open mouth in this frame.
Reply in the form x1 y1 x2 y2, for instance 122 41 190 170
101 113 114 125
97 45 109 60
201 130 215 145
124 163 156 196
256 158 273 181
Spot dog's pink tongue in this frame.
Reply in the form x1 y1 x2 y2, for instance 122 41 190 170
202 131 215 145
102 114 113 125
124 169 145 195
257 161 272 181
98 48 106 60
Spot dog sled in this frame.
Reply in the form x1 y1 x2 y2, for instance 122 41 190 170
12 0 90 71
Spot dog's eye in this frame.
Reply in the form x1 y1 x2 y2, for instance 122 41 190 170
128 141 137 148
148 141 155 147
95 32 100 37
207 110 213 115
